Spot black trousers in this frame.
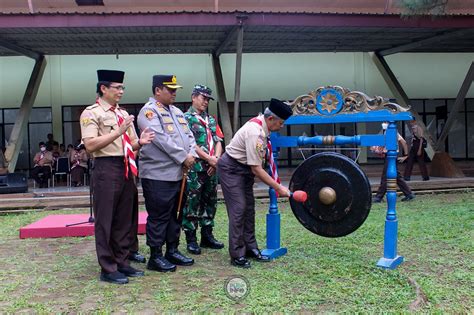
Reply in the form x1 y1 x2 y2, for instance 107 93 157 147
217 153 258 259
404 139 429 180
128 190 140 253
93 157 135 273
31 165 51 185
375 158 412 199
141 178 183 250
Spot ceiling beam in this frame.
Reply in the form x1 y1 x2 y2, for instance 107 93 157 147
378 29 473 56
213 25 239 57
0 39 41 60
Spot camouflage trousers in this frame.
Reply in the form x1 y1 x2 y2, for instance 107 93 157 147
182 170 218 231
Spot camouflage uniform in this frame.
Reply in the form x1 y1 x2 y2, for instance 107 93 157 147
182 106 223 231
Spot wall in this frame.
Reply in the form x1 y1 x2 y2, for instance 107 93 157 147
1 52 473 143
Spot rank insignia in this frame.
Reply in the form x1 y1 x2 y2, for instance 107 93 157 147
144 110 154 120
80 112 94 127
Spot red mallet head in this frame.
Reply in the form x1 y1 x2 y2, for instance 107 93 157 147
291 190 307 203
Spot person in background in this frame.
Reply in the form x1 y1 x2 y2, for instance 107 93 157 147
31 141 53 188
69 143 88 187
404 121 430 181
372 122 415 203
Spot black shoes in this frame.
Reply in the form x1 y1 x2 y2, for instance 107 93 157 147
118 266 145 277
128 251 147 263
246 248 271 262
185 230 202 255
147 247 177 272
200 226 224 249
401 193 415 202
186 242 201 255
372 196 383 203
147 255 177 272
165 249 194 266
100 271 129 284
231 256 251 268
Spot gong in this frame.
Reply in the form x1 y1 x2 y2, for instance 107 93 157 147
289 152 371 237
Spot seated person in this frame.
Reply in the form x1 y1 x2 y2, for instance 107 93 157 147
31 142 53 188
69 143 88 187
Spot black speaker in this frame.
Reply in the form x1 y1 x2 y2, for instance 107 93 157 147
0 173 28 194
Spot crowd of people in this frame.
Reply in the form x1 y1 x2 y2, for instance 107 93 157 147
30 134 90 188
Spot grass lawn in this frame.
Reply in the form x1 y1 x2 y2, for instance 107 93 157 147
0 192 472 313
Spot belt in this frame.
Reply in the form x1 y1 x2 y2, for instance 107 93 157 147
94 156 124 160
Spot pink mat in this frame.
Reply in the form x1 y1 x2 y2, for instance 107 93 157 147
19 212 147 239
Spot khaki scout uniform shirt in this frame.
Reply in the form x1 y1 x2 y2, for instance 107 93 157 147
225 114 269 166
80 98 138 158
33 151 53 167
137 97 197 181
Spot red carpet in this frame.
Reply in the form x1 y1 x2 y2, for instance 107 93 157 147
19 212 148 239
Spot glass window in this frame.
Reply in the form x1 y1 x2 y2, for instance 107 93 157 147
467 112 474 158
4 109 19 124
63 106 87 122
30 108 52 123
4 124 29 170
424 99 445 112
447 113 466 158
409 99 424 113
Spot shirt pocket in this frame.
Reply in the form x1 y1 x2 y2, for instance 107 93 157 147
102 118 117 132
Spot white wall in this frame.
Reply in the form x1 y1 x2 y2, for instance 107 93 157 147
1 52 473 142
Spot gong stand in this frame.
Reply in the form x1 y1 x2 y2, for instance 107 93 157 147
262 86 412 270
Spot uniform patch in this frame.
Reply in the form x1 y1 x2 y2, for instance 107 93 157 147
166 125 174 132
80 111 94 127
256 136 266 161
177 117 187 124
144 110 154 120
162 116 173 124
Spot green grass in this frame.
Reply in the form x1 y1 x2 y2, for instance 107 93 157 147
0 192 472 313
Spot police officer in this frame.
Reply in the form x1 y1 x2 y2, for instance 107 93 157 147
217 98 293 268
80 69 155 284
182 85 224 255
137 74 197 272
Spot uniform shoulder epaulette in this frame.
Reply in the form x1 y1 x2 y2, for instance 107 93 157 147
85 104 99 110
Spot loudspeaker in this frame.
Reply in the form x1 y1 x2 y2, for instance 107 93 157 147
0 173 28 194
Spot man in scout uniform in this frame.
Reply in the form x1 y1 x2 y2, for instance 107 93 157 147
182 85 224 255
217 98 293 268
80 69 155 284
31 141 53 188
137 74 197 272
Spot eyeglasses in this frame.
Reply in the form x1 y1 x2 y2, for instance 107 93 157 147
109 85 125 91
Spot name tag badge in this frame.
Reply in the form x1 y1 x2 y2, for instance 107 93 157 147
162 116 173 124
178 117 186 124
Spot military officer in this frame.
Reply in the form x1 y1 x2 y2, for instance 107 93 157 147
182 85 224 255
217 98 293 268
137 74 197 272
80 69 155 284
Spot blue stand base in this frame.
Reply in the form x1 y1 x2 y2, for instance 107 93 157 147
376 256 404 269
261 247 287 259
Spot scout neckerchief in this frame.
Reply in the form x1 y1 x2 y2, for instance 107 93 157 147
249 117 281 186
109 105 138 178
194 111 215 156
71 151 81 170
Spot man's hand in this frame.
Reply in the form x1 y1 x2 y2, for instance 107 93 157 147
207 156 219 168
139 127 155 145
276 184 291 198
118 115 135 135
398 156 408 163
207 166 216 176
183 154 195 169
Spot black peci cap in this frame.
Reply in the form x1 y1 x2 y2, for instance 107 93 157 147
269 98 293 120
97 70 124 83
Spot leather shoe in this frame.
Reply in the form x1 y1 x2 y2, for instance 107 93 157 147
186 242 202 255
128 251 146 263
100 271 129 284
165 250 194 266
147 255 176 272
231 257 251 268
372 196 382 203
118 266 145 277
401 193 415 202
246 248 271 262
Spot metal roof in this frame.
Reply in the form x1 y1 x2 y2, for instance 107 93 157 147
0 11 474 57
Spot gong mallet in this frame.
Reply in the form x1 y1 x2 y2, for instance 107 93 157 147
176 169 189 219
290 190 308 203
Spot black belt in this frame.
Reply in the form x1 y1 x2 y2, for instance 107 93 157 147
94 156 124 160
